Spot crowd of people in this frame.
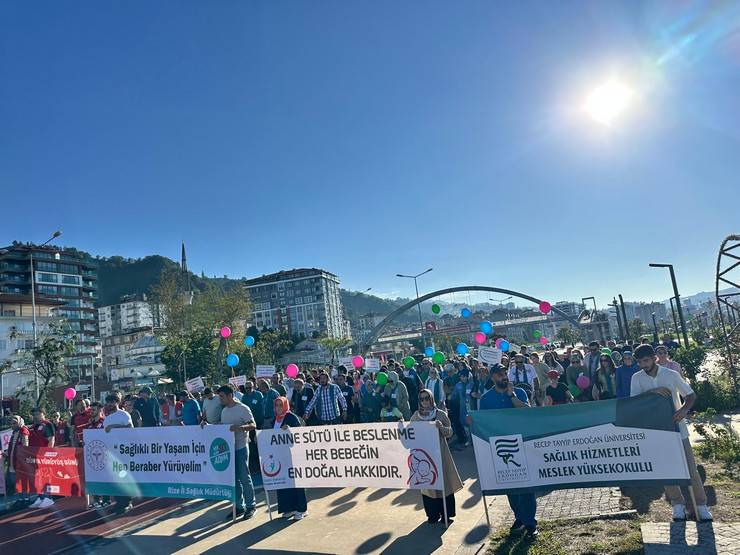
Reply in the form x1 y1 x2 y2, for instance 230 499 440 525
1 333 708 538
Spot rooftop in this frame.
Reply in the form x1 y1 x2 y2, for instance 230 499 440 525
244 268 338 286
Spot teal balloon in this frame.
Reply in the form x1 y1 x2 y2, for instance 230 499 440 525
499 340 510 352
480 321 493 334
244 336 255 347
424 347 434 357
461 308 472 318
226 353 239 367
456 343 469 355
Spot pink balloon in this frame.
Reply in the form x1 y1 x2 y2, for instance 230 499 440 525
64 387 77 400
474 332 487 345
352 355 364 369
539 301 551 315
539 336 548 345
576 375 590 389
494 338 503 348
220 326 232 338
285 363 299 378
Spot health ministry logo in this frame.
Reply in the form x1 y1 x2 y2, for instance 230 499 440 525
494 438 521 467
261 455 281 477
490 434 529 484
85 440 108 472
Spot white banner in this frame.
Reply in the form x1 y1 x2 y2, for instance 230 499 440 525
257 422 443 491
364 358 381 372
185 376 205 393
83 425 235 500
256 365 276 379
478 347 502 365
228 375 247 388
475 424 689 493
0 428 11 453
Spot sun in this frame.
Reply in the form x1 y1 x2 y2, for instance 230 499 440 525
584 79 634 126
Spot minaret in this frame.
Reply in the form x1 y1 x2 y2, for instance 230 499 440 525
181 241 193 304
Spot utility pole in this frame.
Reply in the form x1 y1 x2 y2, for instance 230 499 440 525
618 294 630 341
649 263 690 347
612 298 624 340
669 297 681 348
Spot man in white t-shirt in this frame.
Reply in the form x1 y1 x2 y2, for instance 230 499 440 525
201 387 223 424
507 354 538 399
206 385 256 521
103 394 134 514
630 344 712 522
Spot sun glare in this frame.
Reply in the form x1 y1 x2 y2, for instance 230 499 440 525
584 79 634 126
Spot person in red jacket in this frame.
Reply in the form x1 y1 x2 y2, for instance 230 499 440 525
51 411 68 446
28 408 56 509
70 399 92 446
7 415 30 506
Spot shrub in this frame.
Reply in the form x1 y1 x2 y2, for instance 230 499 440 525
672 345 707 386
692 374 739 413
692 408 740 468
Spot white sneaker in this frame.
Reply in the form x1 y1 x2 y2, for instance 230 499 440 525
697 505 713 521
672 504 686 520
293 512 305 520
283 511 296 519
29 498 43 508
38 498 55 509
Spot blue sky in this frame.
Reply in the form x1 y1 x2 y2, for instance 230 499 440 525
2 1 739 306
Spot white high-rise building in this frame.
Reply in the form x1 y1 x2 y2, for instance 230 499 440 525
244 268 347 339
98 294 161 338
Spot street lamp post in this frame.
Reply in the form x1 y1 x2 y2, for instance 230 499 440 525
30 231 62 404
651 312 659 345
612 298 624 340
649 263 690 348
669 297 681 347
397 268 433 349
618 294 630 341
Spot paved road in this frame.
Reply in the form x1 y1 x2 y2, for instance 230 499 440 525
68 447 493 555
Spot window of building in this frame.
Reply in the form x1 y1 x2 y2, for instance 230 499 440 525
62 275 81 285
59 287 78 296
0 340 6 351
295 297 303 304
38 285 57 294
38 272 58 283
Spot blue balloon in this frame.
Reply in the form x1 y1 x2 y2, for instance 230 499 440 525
480 321 493 335
461 308 472 318
424 346 435 357
226 353 240 367
499 340 510 352
456 343 469 355
244 336 255 347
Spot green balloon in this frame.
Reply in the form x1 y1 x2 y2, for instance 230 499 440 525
431 304 441 314
432 351 446 364
376 372 388 386
403 356 415 369
568 384 581 397
601 348 612 356
533 330 542 339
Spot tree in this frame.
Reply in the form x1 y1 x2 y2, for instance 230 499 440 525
628 318 647 342
673 345 707 388
316 336 352 364
13 320 76 409
556 326 581 347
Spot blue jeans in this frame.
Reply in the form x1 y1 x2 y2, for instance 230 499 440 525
235 447 256 511
507 493 537 527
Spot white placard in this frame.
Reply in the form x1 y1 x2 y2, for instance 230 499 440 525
256 364 276 378
478 347 503 365
258 422 443 491
364 358 381 372
338 356 354 370
228 375 247 388
185 376 205 393
83 425 235 500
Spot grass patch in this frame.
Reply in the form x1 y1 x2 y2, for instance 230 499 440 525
487 517 643 555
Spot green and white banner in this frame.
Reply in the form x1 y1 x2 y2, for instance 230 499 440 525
471 393 691 495
83 425 235 500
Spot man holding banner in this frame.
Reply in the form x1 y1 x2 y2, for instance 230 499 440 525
103 394 135 514
481 365 538 538
630 344 712 521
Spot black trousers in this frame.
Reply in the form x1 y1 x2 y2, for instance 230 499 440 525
422 493 456 521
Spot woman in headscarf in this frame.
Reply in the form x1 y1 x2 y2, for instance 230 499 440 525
272 396 308 520
411 389 463 524
360 374 382 423
384 370 410 420
7 415 30 505
592 353 617 400
424 366 445 409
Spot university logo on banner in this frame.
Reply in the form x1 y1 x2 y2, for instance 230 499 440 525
490 435 529 484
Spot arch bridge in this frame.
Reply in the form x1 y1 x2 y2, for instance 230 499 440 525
359 286 584 355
